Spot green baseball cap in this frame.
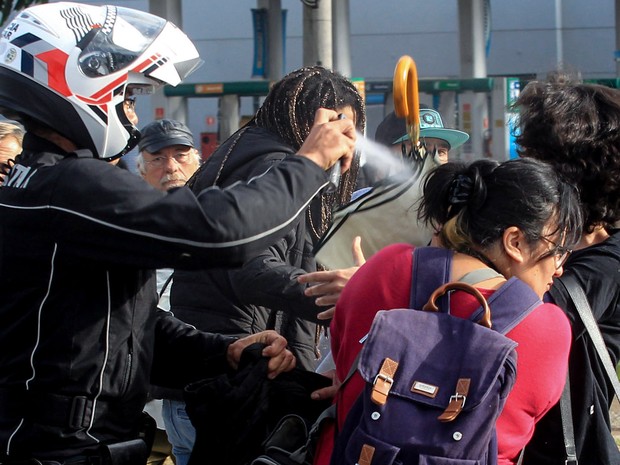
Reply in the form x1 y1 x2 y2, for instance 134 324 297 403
393 108 469 150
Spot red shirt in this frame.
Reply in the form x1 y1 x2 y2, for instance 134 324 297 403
315 243 571 465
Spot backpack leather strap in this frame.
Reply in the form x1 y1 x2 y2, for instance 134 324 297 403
438 378 471 422
554 274 620 465
370 357 398 406
357 444 375 465
556 275 620 401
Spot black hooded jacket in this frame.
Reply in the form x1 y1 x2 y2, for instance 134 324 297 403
524 230 620 465
171 126 328 370
0 133 330 459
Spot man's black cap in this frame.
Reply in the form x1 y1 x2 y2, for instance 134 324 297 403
139 119 194 153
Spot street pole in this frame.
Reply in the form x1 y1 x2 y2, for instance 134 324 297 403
303 0 333 69
555 0 564 66
332 0 351 76
266 0 284 81
149 0 187 123
457 0 488 160
616 0 620 76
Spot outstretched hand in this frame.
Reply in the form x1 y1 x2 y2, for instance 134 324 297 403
227 330 296 379
298 236 366 320
297 108 356 173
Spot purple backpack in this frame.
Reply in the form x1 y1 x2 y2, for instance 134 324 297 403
330 247 541 465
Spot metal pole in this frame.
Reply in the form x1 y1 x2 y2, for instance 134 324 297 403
303 0 333 69
149 0 187 122
616 0 620 76
302 6 314 66
457 0 488 160
267 0 284 80
458 0 487 78
219 95 240 141
555 0 563 66
332 0 352 76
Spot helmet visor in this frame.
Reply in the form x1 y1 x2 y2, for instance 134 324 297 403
77 6 166 78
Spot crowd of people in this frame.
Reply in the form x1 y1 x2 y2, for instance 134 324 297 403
0 3 618 465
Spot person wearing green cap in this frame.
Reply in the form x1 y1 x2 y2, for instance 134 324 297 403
355 108 469 194
376 108 469 165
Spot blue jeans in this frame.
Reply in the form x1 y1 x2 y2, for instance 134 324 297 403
162 399 196 465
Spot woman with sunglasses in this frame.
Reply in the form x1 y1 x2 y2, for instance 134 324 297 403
314 157 583 465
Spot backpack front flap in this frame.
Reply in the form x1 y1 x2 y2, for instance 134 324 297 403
347 309 518 464
360 309 517 414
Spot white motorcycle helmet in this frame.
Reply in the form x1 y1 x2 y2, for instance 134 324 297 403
0 2 202 160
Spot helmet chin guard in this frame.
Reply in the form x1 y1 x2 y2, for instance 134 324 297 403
0 2 203 160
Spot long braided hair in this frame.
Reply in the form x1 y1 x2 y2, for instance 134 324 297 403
252 66 366 242
188 66 366 241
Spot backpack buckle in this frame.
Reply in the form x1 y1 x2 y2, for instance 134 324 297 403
449 393 467 408
371 358 399 406
372 373 394 386
438 394 467 422
438 378 471 422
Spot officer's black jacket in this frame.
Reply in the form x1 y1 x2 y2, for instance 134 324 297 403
0 134 329 459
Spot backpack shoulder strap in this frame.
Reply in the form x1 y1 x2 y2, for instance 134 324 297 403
410 247 452 312
341 247 452 394
557 274 620 401
459 268 504 285
469 277 542 334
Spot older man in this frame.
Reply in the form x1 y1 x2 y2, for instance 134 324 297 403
136 120 204 464
137 119 202 192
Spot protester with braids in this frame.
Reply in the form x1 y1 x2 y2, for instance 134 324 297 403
250 66 364 244
159 66 366 465
314 158 583 465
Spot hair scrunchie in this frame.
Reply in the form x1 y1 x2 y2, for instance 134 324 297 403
448 174 474 206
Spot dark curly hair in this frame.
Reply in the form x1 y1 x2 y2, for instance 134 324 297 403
511 71 620 233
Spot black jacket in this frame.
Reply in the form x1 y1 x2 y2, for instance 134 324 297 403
171 126 327 370
0 134 329 459
524 230 620 464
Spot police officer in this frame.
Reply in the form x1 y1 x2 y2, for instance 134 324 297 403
0 3 355 463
